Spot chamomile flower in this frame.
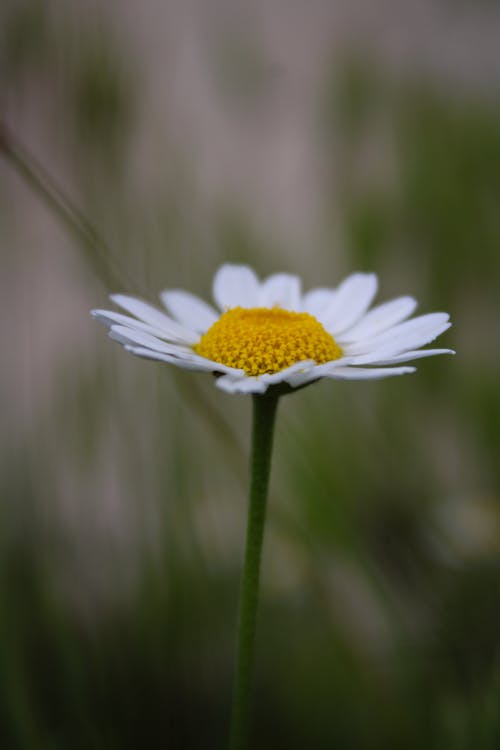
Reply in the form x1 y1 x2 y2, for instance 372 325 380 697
91 264 453 394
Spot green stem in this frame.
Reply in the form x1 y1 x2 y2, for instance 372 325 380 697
229 392 280 750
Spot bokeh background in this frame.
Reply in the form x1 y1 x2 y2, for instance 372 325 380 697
1 1 500 748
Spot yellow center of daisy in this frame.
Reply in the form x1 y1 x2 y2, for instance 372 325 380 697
194 306 342 376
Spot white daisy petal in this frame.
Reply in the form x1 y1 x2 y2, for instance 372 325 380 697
359 348 455 366
338 296 418 342
260 360 316 385
259 273 301 310
345 313 451 356
185 357 244 376
301 288 337 317
91 309 189 343
285 357 353 388
112 328 243 374
216 374 268 394
213 264 260 310
123 346 214 371
327 366 417 380
187 357 243 375
122 345 244 375
321 273 378 334
160 289 219 333
110 294 198 344
109 325 193 355
286 367 326 388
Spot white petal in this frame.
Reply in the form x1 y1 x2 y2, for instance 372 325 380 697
122 345 244 375
321 273 378 335
285 370 321 388
285 358 352 387
359 348 455 366
91 309 190 343
260 360 316 385
284 368 323 388
112 327 243 374
99 311 236 370
110 294 198 344
301 288 337 318
123 346 214 371
345 313 451 356
259 273 301 310
217 361 317 393
213 264 260 310
338 296 418 342
160 289 218 332
111 328 231 368
186 357 244 376
327 366 416 380
215 374 268 394
109 325 193 355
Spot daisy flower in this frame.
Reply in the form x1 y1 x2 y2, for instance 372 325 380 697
91 262 454 748
91 263 453 394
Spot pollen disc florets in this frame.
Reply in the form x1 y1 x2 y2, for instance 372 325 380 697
194 306 343 376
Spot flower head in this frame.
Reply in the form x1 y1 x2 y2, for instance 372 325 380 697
91 264 453 394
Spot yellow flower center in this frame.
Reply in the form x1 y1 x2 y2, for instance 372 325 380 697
194 306 342 376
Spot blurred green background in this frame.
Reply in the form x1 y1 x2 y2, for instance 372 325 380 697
1 1 500 748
